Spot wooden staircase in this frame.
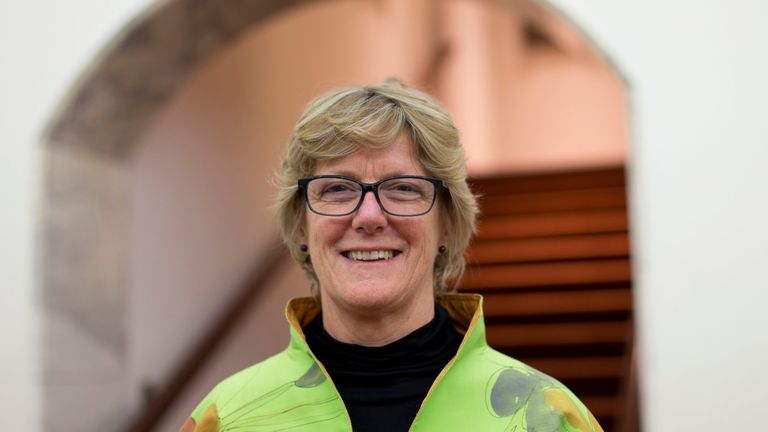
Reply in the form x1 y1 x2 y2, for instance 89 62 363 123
463 166 636 431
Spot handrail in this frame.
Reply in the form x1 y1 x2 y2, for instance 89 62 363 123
123 239 291 432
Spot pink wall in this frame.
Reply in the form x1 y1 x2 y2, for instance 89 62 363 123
437 0 627 175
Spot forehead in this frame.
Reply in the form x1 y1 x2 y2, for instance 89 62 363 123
313 134 425 179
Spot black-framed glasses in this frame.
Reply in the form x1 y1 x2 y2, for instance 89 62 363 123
298 175 444 217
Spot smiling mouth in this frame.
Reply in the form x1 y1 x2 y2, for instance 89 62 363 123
341 250 401 261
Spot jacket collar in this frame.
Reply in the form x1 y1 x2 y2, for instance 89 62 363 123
284 293 487 355
283 293 487 431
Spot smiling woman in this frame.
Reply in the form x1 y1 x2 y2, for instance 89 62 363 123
179 79 604 432
300 135 445 345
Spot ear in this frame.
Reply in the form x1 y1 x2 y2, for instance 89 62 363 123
297 220 308 245
439 227 449 251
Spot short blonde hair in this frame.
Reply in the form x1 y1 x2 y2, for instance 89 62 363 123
275 79 478 297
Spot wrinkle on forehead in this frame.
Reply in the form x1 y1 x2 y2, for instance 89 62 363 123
313 133 426 181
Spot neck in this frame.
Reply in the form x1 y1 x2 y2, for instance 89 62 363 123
320 293 436 347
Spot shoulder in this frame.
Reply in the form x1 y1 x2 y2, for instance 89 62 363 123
188 348 348 431
190 349 313 422
468 347 604 431
482 346 563 389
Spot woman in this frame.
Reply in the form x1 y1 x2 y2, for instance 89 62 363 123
180 80 603 432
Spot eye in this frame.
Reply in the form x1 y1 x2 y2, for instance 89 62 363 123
324 183 356 193
383 180 424 192
391 183 418 192
309 178 360 202
380 178 431 200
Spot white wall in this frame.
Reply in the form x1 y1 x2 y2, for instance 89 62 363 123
4 0 768 430
0 1 155 430
548 0 768 430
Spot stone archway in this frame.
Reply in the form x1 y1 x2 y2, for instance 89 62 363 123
40 0 629 430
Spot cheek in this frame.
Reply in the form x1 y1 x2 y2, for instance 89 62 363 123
306 217 347 250
397 218 441 250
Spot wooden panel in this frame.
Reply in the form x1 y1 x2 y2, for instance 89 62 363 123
580 395 621 419
467 166 634 432
482 289 632 317
487 321 630 347
523 356 626 380
477 209 628 239
479 187 627 215
462 260 632 290
470 167 626 195
468 233 630 264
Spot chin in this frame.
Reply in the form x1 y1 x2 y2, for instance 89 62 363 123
322 279 411 313
343 283 406 309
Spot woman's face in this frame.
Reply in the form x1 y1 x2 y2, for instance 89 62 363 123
300 134 445 316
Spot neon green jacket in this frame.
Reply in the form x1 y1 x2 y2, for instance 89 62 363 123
191 293 603 431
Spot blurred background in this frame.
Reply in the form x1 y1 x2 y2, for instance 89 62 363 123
1 0 766 431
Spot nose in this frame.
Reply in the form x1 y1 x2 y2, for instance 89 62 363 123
351 190 387 233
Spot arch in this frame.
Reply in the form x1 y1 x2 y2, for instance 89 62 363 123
39 0 631 430
45 0 303 158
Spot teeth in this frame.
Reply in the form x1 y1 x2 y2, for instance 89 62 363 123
346 250 395 261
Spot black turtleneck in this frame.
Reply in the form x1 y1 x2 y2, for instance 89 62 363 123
303 304 463 432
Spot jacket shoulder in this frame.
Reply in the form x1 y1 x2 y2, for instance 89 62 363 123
190 349 317 422
482 347 604 431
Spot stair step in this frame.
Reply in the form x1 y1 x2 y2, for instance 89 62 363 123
479 186 627 215
462 259 632 290
580 395 621 420
487 321 630 347
468 233 630 264
477 209 628 239
523 356 627 380
470 167 626 195
482 288 632 317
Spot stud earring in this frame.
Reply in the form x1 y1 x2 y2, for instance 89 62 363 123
300 244 308 253
438 245 447 254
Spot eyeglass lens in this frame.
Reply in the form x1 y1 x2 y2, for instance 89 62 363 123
305 177 436 216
